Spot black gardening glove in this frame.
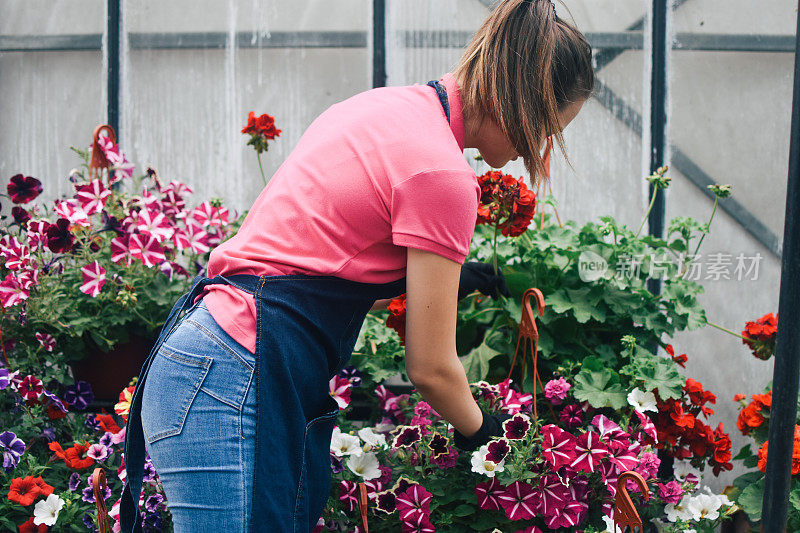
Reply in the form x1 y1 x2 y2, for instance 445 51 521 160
453 409 512 452
458 261 511 301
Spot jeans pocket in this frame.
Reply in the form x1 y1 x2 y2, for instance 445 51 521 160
141 345 212 445
293 397 340 532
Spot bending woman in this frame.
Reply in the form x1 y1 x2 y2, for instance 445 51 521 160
121 1 594 531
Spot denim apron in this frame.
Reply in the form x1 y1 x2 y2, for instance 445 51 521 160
121 80 449 532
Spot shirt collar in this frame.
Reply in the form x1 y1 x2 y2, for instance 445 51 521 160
440 72 466 151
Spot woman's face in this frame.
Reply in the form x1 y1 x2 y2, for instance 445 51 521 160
474 98 586 169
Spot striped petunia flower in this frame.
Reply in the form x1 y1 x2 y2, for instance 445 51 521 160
35 332 56 352
80 261 107 297
0 430 26 472
75 179 111 215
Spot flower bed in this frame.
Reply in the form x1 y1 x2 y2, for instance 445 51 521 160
0 120 749 531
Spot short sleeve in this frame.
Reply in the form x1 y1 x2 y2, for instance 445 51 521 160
390 169 480 263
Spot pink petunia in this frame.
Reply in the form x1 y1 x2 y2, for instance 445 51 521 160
396 484 433 522
400 510 435 533
475 478 504 511
110 235 134 265
87 443 109 462
75 179 112 215
0 237 30 271
634 409 658 444
591 414 626 440
129 233 166 268
0 273 29 308
192 201 230 228
540 424 576 468
543 377 571 405
497 378 533 414
97 135 135 183
338 480 358 512
18 374 43 401
35 332 56 352
569 431 608 473
497 481 538 521
328 375 351 409
536 474 570 517
54 199 91 227
606 439 641 474
80 261 107 297
134 208 175 243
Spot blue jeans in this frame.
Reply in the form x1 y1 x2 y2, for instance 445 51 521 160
141 300 257 532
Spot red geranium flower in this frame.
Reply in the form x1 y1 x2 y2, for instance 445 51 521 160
476 170 537 237
386 294 407 345
7 476 41 506
7 174 43 204
742 312 778 360
241 112 282 154
665 344 688 368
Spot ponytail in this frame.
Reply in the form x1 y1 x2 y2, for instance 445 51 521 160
454 0 594 185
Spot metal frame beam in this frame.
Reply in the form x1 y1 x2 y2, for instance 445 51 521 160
0 31 794 53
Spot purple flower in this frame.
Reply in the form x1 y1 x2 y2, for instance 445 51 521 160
143 456 157 482
558 404 583 428
503 413 531 440
65 381 94 411
338 365 362 387
0 369 9 390
99 432 114 448
46 217 74 253
142 510 164 532
84 414 102 431
413 401 434 418
544 377 571 405
41 427 55 442
427 433 449 459
41 388 68 413
375 490 397 514
0 430 26 472
87 443 109 462
144 493 164 513
82 512 97 532
657 480 684 505
69 472 81 491
330 452 344 474
391 426 422 448
82 481 112 503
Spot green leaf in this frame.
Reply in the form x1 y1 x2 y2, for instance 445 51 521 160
737 478 764 521
452 504 474 517
461 341 503 382
637 359 683 400
573 368 628 409
790 488 800 512
733 444 754 461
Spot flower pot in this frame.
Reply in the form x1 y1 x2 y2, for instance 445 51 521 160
71 333 154 403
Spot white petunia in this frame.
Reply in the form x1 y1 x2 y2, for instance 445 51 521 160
358 427 387 450
330 427 363 457
34 494 65 526
673 459 703 482
665 494 694 522
601 515 623 533
627 387 657 413
470 444 505 478
346 452 381 480
686 493 721 520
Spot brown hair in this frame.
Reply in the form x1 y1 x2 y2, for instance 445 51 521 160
453 0 594 185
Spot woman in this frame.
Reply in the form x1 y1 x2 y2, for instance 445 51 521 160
121 1 594 531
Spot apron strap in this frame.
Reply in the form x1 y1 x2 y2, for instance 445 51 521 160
120 273 260 532
426 80 450 124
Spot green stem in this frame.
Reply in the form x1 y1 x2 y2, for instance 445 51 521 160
705 319 752 342
256 151 267 187
635 186 659 238
692 197 718 257
492 222 499 274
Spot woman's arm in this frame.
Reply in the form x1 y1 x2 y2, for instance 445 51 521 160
404 247 483 438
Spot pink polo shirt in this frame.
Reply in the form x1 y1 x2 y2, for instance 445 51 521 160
202 73 479 354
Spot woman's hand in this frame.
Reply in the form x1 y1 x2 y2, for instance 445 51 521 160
404 247 483 438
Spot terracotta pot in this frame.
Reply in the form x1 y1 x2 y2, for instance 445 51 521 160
71 333 154 403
